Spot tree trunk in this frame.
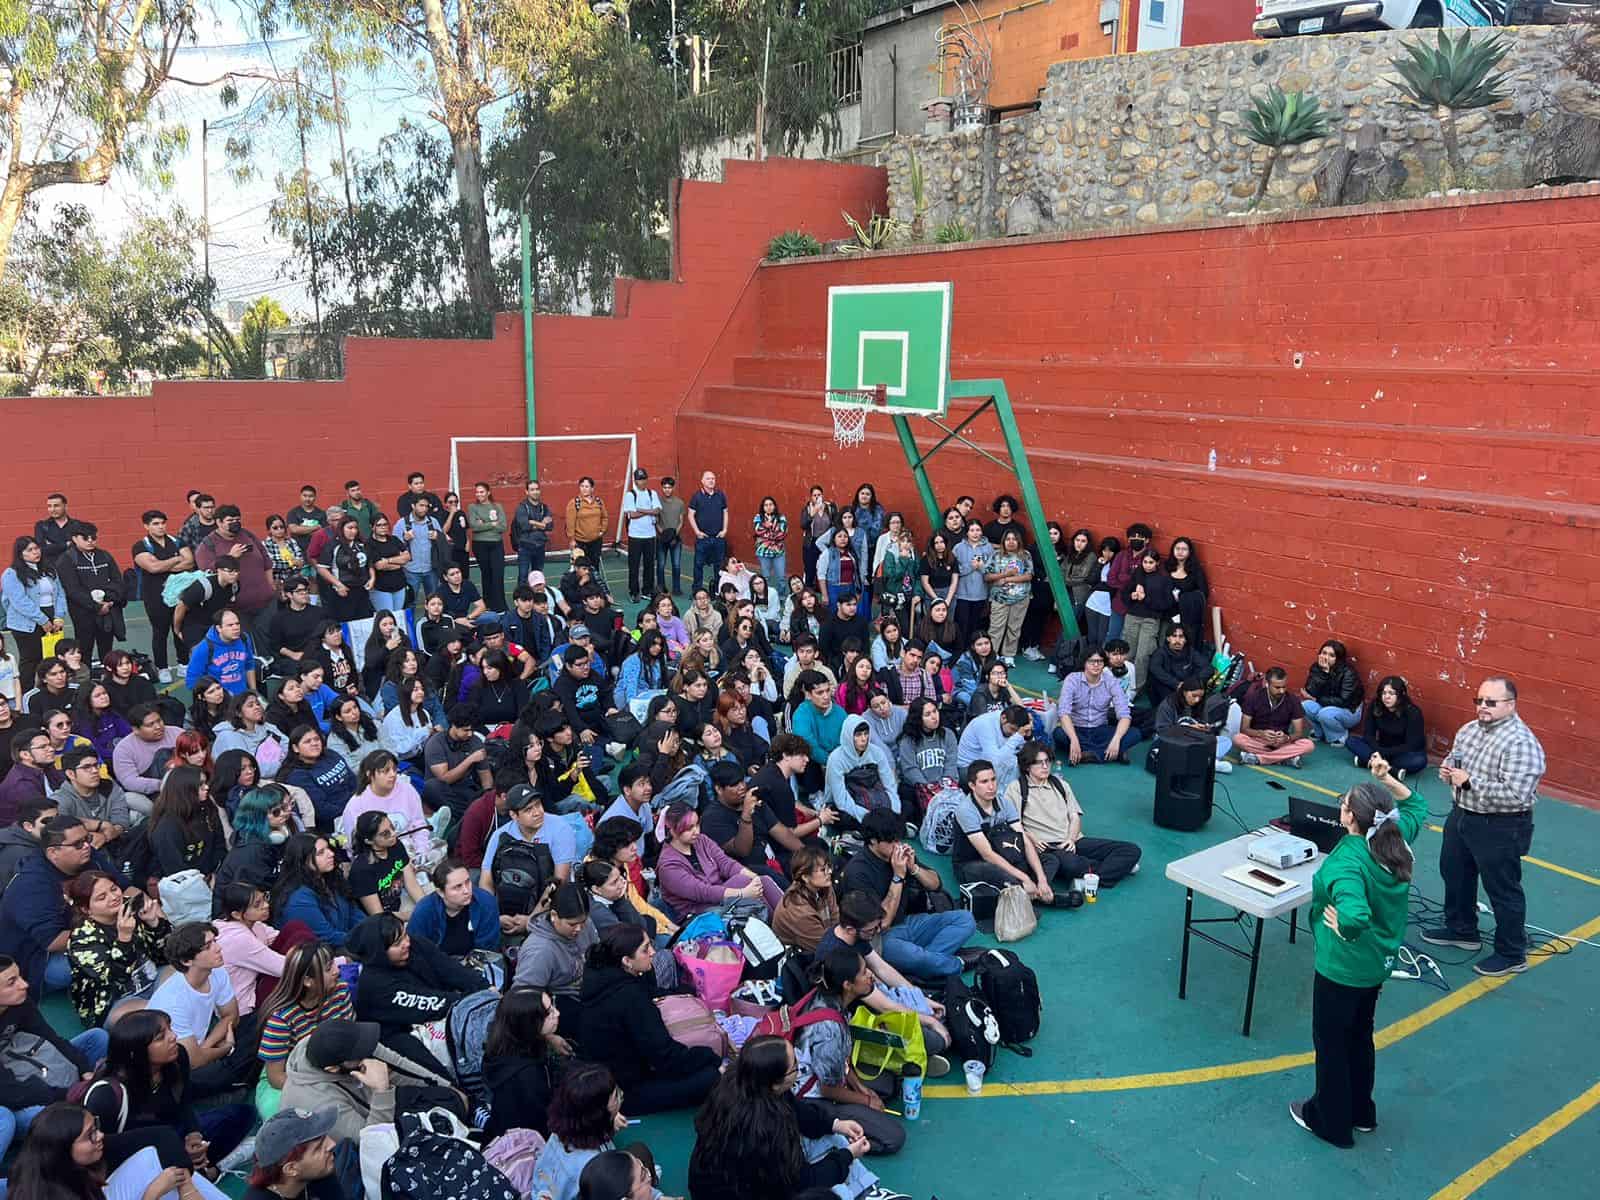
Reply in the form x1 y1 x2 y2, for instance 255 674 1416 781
1252 147 1281 210
1439 105 1463 188
446 117 500 315
0 167 33 282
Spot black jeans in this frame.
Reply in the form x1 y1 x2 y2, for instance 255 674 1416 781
1303 970 1380 1148
143 596 180 669
618 1060 720 1115
627 537 656 598
67 602 116 662
955 849 1062 889
189 1010 261 1099
1440 805 1533 960
1051 836 1143 885
11 626 45 695
473 540 506 611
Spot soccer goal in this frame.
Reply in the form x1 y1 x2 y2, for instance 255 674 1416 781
448 433 639 557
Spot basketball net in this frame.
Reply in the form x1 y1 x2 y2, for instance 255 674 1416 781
826 384 887 448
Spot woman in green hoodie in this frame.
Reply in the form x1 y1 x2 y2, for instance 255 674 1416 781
1291 755 1423 1148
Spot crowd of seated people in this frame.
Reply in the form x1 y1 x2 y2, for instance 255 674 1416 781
0 474 1446 1200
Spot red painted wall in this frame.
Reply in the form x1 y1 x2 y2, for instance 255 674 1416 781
0 158 886 557
678 187 1600 804
1124 0 1257 50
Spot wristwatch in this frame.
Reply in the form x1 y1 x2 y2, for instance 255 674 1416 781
891 875 906 885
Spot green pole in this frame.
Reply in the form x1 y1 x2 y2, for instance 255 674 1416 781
891 414 942 531
948 379 1079 641
520 204 538 481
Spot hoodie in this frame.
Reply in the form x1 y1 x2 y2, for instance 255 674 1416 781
1311 785 1425 987
824 714 901 822
0 851 73 990
347 918 488 1036
211 720 289 779
574 963 720 1089
896 726 959 790
279 1032 454 1147
510 913 597 998
51 777 131 833
0 824 41 893
281 751 357 829
863 702 906 750
406 887 502 953
185 627 257 694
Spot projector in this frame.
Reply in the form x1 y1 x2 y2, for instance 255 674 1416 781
1247 832 1317 870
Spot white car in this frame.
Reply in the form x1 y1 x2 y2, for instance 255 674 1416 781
1253 0 1506 37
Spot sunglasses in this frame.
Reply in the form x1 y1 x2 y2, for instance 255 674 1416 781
1474 697 1508 707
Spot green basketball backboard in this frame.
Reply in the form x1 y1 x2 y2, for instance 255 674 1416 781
825 282 951 417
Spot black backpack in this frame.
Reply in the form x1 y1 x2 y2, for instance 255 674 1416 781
942 974 1001 1070
1051 634 1093 677
975 948 1041 1054
842 763 892 814
490 836 556 917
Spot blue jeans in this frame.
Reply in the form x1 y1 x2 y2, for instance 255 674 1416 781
371 589 407 614
692 536 726 592
1302 700 1363 745
1107 610 1126 639
43 951 70 993
0 1029 108 1160
756 554 787 589
880 910 976 979
405 570 438 605
1052 722 1143 764
656 537 682 593
516 545 547 591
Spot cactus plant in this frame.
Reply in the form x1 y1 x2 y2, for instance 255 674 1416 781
1241 87 1331 210
1389 30 1512 187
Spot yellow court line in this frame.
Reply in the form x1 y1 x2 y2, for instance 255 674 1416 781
1428 1078 1600 1200
923 913 1600 1100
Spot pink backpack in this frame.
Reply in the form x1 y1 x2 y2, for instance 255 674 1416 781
655 993 732 1057
484 1128 547 1196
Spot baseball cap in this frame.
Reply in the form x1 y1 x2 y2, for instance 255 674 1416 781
568 622 591 640
305 1019 380 1069
476 614 504 634
633 468 648 480
527 570 547 590
255 1104 339 1168
506 784 545 812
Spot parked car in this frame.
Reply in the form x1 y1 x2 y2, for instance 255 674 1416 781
1254 0 1506 37
1503 0 1600 21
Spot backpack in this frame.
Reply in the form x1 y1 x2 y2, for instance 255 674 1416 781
2 1031 80 1090
1051 634 1093 677
751 986 846 1045
842 763 892 814
655 993 731 1057
483 1129 546 1197
975 948 1041 1053
918 786 965 855
67 1078 129 1131
445 987 502 1126
942 975 1001 1071
490 837 556 917
382 1109 518 1200
161 570 212 609
732 916 786 978
655 762 711 812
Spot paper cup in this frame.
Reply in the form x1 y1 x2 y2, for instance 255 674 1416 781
964 1060 986 1095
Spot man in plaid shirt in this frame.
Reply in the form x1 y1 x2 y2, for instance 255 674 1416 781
1422 675 1546 977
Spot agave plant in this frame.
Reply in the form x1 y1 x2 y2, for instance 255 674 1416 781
767 230 823 261
840 210 904 252
1389 30 1512 186
1241 88 1331 209
934 218 973 244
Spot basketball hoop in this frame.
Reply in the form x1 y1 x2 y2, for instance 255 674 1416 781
826 384 887 448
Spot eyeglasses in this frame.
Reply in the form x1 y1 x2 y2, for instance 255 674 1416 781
1474 697 1509 707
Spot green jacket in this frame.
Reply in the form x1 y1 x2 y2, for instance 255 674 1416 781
1310 783 1425 989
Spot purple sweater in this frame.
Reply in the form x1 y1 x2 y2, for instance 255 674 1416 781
657 834 746 916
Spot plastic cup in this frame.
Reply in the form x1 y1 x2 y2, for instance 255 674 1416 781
1084 872 1100 903
964 1060 986 1095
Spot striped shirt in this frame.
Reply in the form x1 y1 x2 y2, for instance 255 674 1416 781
1448 714 1545 815
257 982 355 1064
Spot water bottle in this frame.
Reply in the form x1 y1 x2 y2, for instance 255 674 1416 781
901 1062 923 1121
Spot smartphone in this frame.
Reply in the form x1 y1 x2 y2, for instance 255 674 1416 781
1248 868 1287 887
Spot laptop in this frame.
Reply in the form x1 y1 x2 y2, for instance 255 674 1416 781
1285 796 1345 854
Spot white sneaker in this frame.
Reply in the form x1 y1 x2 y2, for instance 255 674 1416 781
1022 647 1044 661
157 668 172 684
217 1136 256 1174
1215 759 1234 774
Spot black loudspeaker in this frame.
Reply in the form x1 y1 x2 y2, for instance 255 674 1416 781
1152 727 1215 831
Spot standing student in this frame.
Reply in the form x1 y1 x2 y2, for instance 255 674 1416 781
687 471 730 594
343 479 381 539
194 506 274 621
513 480 555 591
801 486 837 591
952 520 993 649
33 494 80 568
316 520 374 624
55 525 124 665
365 515 411 615
397 496 442 604
751 496 789 591
285 486 327 554
621 470 661 604
566 477 610 571
983 529 1033 666
654 476 686 596
3 536 63 692
467 482 508 612
394 472 445 522
1119 547 1175 697
131 510 192 684
1291 759 1423 1148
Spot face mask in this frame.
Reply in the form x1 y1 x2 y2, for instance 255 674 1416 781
268 828 289 845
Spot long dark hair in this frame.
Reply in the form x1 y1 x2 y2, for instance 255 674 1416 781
100 1009 180 1102
1343 781 1413 882
188 676 226 736
351 809 394 863
8 1103 102 1200
327 697 378 751
900 697 942 744
259 941 337 1019
1375 674 1414 714
690 1035 807 1196
1066 527 1094 565
270 832 350 921
483 986 557 1061
9 536 46 586
150 765 212 841
546 1061 619 1149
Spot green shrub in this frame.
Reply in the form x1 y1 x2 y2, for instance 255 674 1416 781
767 230 823 260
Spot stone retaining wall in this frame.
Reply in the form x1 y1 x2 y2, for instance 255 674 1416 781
880 25 1600 238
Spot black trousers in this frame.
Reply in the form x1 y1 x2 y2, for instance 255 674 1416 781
188 1010 262 1099
143 596 180 669
627 537 657 598
618 1060 720 1114
12 626 45 696
473 540 507 611
955 598 988 647
1440 805 1533 960
1052 837 1143 885
67 602 116 661
576 538 605 571
955 849 1062 889
1303 970 1380 1148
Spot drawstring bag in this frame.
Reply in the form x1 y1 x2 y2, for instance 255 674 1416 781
994 884 1038 942
848 1007 927 1081
673 937 745 1013
158 870 212 924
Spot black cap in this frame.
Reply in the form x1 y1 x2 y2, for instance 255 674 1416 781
305 1020 380 1069
633 468 648 480
506 783 545 812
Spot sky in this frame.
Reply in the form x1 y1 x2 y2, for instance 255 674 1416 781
36 7 454 318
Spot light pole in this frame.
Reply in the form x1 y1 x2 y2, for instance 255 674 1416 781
519 150 557 482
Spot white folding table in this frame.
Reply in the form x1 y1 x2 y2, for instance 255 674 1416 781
1165 830 1322 1036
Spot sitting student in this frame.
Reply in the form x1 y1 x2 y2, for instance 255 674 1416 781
100 650 158 717
966 660 1023 722
346 914 487 1062
951 631 998 709
579 858 672 984
791 946 905 1157
574 925 721 1114
701 759 805 881
1345 674 1428 778
341 748 429 859
532 1061 664 1200
589 817 678 943
772 844 840 953
0 794 55 895
245 1105 347 1200
537 715 612 813
896 697 959 815
1299 639 1365 746
819 591 871 668
841 809 975 980
50 746 130 852
256 942 355 1111
9 1102 231 1200
280 725 358 832
1153 676 1240 774
616 630 670 712
146 922 259 1099
465 648 529 729
263 676 318 744
421 705 494 827
0 955 110 1165
1053 649 1141 767
1009 743 1142 888
510 883 598 1024
1103 638 1138 709
408 859 502 956
280 1018 462 1145
83 1007 254 1177
148 764 226 882
950 758 1061 903
748 733 832 842
655 801 783 919
211 690 288 780
271 833 364 950
0 815 107 997
215 784 295 891
824 714 902 826
955 704 1031 795
325 696 383 776
347 811 425 916
781 635 836 699
72 682 131 764
1146 623 1212 713
690 1035 885 1200
379 675 439 768
0 729 56 831
482 785 580 929
483 985 570 1139
1234 667 1316 767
